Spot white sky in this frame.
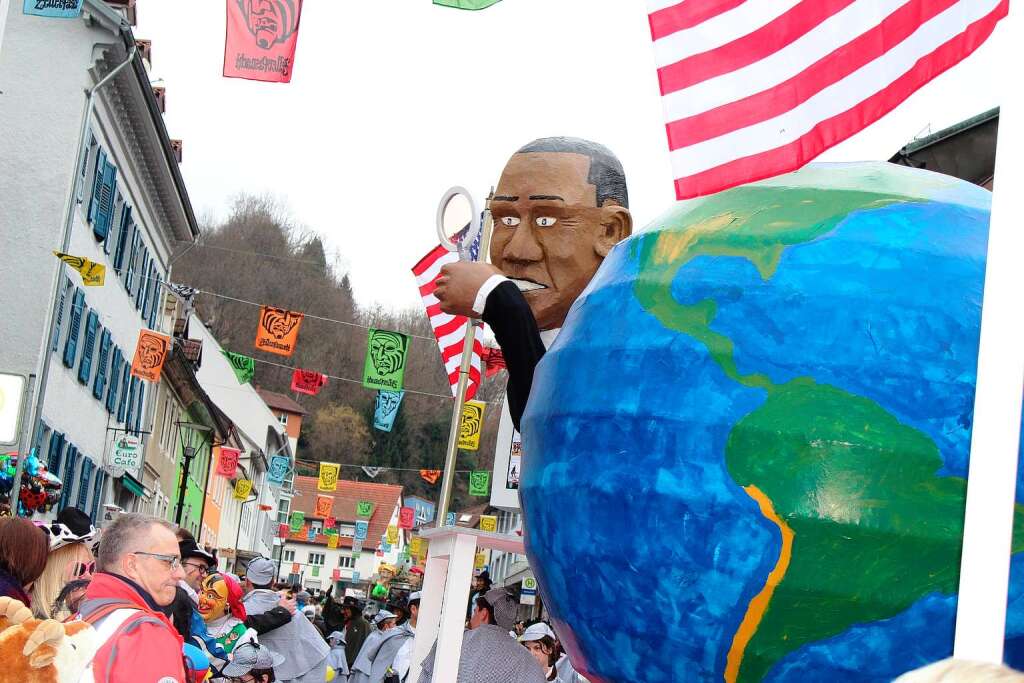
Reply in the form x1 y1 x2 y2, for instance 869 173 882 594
136 0 1008 311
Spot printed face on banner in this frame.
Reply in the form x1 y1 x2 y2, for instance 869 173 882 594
291 369 327 396
318 462 340 492
315 495 333 518
268 454 290 485
130 330 171 382
307 526 316 540
325 515 336 530
409 537 422 556
419 469 441 485
469 471 491 497
445 512 457 527
386 525 399 545
479 515 498 533
327 534 339 549
254 305 304 357
373 390 405 432
289 510 305 533
399 507 415 529
354 520 369 541
475 552 487 569
217 448 241 478
363 329 409 391
332 568 341 580
352 571 360 583
458 400 486 451
224 0 303 82
278 523 289 538
233 479 253 501
223 351 255 385
355 500 374 518
24 0 84 18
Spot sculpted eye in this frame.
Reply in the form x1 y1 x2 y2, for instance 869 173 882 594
535 216 557 228
500 216 520 227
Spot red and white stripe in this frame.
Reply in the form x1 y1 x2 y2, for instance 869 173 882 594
412 244 483 401
648 0 1007 199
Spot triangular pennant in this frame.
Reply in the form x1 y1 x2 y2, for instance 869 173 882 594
221 350 255 384
54 251 104 286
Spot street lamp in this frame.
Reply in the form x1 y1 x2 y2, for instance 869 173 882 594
173 421 212 527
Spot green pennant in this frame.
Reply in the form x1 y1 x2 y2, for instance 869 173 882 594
362 329 409 391
356 500 375 518
469 470 491 497
434 0 502 9
222 350 255 384
312 566 320 577
289 510 305 533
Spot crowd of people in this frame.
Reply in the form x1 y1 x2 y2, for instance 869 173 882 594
0 510 588 682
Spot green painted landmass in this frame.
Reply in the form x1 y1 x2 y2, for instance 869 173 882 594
631 183 1023 681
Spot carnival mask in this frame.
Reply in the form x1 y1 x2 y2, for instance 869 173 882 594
198 573 230 622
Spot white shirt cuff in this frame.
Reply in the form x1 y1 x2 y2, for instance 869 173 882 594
473 274 509 315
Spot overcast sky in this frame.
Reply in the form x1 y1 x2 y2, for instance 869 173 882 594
136 0 1008 312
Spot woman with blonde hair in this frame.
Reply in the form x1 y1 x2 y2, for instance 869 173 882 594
31 507 99 619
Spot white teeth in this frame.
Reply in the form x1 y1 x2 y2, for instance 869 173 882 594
511 279 546 292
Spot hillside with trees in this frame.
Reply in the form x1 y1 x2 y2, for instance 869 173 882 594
175 195 503 510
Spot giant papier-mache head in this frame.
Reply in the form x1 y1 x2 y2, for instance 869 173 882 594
490 137 633 331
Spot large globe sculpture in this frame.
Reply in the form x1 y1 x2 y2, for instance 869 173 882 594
519 162 1024 682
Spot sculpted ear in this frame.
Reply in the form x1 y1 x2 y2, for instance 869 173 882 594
595 205 632 258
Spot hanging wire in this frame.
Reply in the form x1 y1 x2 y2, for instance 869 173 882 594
172 240 328 266
292 455 472 474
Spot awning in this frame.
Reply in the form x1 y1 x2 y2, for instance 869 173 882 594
120 474 145 497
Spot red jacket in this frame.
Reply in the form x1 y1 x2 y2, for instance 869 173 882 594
79 573 186 683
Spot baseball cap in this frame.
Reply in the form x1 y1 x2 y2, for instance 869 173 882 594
408 591 422 603
220 642 285 677
327 630 346 644
518 622 555 643
245 557 277 586
374 609 396 624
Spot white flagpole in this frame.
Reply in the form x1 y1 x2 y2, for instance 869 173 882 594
953 5 1024 662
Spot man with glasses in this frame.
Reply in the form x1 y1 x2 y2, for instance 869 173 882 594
78 513 189 682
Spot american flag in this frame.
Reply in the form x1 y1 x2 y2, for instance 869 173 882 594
649 0 1007 199
412 244 483 401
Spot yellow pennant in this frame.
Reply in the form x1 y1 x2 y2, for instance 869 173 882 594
318 462 340 492
327 534 340 549
479 514 497 533
233 479 253 500
457 400 486 451
54 251 105 286
409 537 422 557
386 525 399 545
474 551 487 569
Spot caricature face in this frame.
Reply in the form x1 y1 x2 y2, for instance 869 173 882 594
369 332 407 375
198 573 230 622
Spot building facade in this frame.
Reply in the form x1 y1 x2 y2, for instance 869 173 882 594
0 1 197 520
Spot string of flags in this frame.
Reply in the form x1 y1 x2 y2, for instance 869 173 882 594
54 251 105 286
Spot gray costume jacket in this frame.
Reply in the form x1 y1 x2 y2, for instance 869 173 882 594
243 588 330 682
366 623 415 683
418 624 546 683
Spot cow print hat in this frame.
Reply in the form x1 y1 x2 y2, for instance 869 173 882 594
40 506 99 553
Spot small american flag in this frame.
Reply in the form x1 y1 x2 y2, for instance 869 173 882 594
412 244 483 401
649 0 1007 199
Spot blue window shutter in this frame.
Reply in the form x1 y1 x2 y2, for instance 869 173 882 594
93 329 111 399
59 446 79 509
117 363 130 423
78 311 99 384
113 206 132 272
135 249 149 309
87 148 107 226
90 470 106 522
134 382 146 433
77 458 93 510
47 431 64 471
62 289 85 368
124 376 137 428
142 262 154 319
95 160 117 242
106 349 122 413
51 276 71 353
149 273 163 328
125 231 139 292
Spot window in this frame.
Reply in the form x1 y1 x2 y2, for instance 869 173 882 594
338 555 355 569
113 205 132 274
308 552 325 566
283 549 295 562
311 521 323 535
339 524 355 538
105 348 123 414
52 276 72 353
62 289 85 368
92 329 111 400
78 133 96 204
277 413 288 427
277 498 291 524
78 313 99 385
88 148 117 242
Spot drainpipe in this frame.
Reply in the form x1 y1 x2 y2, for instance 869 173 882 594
27 40 137 484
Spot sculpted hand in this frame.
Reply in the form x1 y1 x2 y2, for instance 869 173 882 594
278 593 297 614
435 261 504 318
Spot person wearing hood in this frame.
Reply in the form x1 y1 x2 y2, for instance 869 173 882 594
390 592 420 681
327 630 351 681
342 596 371 669
364 606 416 683
350 609 397 683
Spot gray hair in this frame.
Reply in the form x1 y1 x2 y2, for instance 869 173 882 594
516 136 629 209
96 513 177 572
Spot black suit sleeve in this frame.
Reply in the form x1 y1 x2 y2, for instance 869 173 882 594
481 280 546 432
244 605 292 634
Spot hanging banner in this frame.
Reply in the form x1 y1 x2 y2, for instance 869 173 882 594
307 526 316 540
354 520 369 541
327 534 340 549
318 462 340 492
386 525 399 545
434 0 503 9
457 400 486 451
352 571 361 583
481 346 506 377
315 495 333 518
278 523 289 538
130 330 171 382
382 539 392 553
325 515 336 530
469 470 491 497
222 350 255 384
361 466 383 479
445 511 457 527
53 251 103 285
254 305 304 357
419 469 441 485
108 434 141 472
289 510 305 533
479 515 497 533
355 500 375 518
162 283 199 316
475 551 487 569
24 0 84 18
399 507 415 530
373 390 405 433
332 568 341 580
217 447 241 478
409 537 422 557
312 566 320 577
233 479 253 501
362 329 409 391
223 0 304 83
291 563 300 574
268 454 290 485
290 368 328 396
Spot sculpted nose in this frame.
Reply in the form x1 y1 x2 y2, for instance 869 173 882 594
502 224 543 265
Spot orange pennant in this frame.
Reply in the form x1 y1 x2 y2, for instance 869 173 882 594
315 495 333 518
254 305 304 357
130 329 171 382
420 469 441 484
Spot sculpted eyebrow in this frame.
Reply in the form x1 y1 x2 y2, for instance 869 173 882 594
529 195 565 201
492 195 518 202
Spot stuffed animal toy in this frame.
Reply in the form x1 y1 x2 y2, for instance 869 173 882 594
0 596 98 683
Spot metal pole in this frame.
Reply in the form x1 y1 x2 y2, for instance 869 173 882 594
174 444 193 526
436 197 494 528
28 43 137 460
8 375 37 516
